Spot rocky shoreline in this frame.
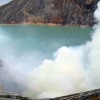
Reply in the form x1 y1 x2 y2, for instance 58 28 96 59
0 89 100 100
0 22 90 28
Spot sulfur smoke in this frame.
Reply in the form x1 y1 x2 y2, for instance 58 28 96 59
0 2 100 99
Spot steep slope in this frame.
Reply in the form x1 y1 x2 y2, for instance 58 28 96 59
0 0 99 26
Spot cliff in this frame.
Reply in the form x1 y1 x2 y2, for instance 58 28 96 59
0 0 99 26
0 89 100 100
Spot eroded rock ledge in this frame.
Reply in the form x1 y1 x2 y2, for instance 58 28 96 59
0 0 100 26
0 89 100 100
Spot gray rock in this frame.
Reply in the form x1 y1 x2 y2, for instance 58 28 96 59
0 89 100 100
0 0 99 26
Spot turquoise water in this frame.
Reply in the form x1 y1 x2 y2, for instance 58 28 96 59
0 25 92 56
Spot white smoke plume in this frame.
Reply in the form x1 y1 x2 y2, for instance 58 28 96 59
23 46 96 98
0 1 100 99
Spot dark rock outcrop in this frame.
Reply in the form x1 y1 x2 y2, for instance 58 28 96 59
0 92 32 100
52 89 100 100
0 89 100 100
0 0 99 26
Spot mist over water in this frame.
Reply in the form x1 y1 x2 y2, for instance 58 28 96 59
0 2 100 99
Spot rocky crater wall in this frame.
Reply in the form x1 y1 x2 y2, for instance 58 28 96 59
0 0 99 26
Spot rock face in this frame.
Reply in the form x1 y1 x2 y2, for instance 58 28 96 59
0 89 100 100
0 0 99 26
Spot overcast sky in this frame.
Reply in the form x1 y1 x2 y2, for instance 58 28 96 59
0 0 11 6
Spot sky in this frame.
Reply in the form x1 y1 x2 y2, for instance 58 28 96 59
0 0 11 6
